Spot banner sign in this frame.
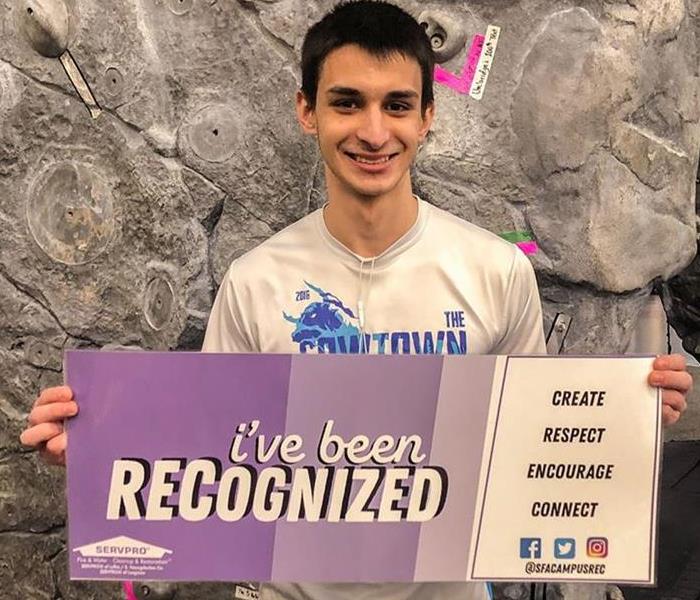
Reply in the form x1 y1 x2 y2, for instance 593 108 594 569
65 353 661 584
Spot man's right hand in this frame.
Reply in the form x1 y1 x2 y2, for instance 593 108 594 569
19 386 77 466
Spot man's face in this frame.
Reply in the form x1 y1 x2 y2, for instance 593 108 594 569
297 44 434 200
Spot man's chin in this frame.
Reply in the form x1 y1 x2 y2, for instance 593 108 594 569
342 175 403 199
347 185 395 200
326 166 408 201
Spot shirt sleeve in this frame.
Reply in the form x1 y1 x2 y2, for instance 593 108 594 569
201 264 255 353
491 249 547 355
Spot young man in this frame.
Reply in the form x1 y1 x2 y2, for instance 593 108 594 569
203 2 545 358
21 1 692 599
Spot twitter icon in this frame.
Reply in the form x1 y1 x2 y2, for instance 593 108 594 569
554 538 576 559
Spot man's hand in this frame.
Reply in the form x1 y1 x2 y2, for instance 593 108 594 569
19 386 77 466
649 354 693 426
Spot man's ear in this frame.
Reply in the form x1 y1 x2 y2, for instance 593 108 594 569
296 90 317 136
418 101 435 143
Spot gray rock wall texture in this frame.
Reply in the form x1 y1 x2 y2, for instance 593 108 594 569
0 0 698 598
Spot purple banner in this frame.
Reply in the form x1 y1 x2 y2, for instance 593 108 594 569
65 351 496 582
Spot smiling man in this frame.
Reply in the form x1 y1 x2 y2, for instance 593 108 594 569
199 3 691 597
203 2 547 360
20 1 693 600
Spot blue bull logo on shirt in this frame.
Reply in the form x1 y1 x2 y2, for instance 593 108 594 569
283 281 467 355
283 281 361 354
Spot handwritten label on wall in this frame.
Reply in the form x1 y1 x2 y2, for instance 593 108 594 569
434 25 501 100
469 25 501 100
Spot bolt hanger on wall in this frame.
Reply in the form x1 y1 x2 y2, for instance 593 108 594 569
546 313 572 355
20 0 102 118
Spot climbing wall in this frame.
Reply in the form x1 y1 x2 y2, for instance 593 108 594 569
0 0 699 598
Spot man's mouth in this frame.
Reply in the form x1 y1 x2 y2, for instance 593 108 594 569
344 151 399 165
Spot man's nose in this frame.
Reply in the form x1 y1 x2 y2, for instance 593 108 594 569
356 107 391 149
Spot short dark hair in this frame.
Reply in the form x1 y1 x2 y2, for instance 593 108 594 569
301 1 435 113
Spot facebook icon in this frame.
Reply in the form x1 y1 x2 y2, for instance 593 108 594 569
520 538 542 559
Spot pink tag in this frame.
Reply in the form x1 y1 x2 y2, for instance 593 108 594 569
123 581 138 600
434 34 486 94
515 241 539 255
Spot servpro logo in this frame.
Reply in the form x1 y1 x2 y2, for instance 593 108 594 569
73 536 173 559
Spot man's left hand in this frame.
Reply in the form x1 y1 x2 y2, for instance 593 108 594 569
649 354 694 426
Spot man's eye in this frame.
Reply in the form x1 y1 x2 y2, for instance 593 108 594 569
386 102 411 112
332 99 359 109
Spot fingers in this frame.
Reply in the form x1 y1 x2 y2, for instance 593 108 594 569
662 388 688 413
661 390 688 425
27 400 78 426
19 421 64 447
662 404 682 427
40 432 67 466
661 389 688 427
20 423 67 466
45 431 67 457
20 386 75 467
650 355 694 429
649 354 694 393
653 354 687 372
649 368 694 393
34 385 73 407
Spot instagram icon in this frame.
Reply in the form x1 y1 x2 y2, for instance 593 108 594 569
587 537 609 558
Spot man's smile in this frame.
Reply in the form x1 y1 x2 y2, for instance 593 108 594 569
343 151 400 168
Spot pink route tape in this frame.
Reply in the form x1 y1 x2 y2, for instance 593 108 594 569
515 241 539 255
434 34 485 94
123 581 137 600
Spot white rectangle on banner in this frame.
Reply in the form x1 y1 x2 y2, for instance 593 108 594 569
469 356 662 584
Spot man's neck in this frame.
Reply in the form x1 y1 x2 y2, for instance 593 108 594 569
323 174 418 259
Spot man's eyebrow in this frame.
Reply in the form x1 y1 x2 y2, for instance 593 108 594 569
386 90 419 100
325 87 419 100
327 86 362 96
